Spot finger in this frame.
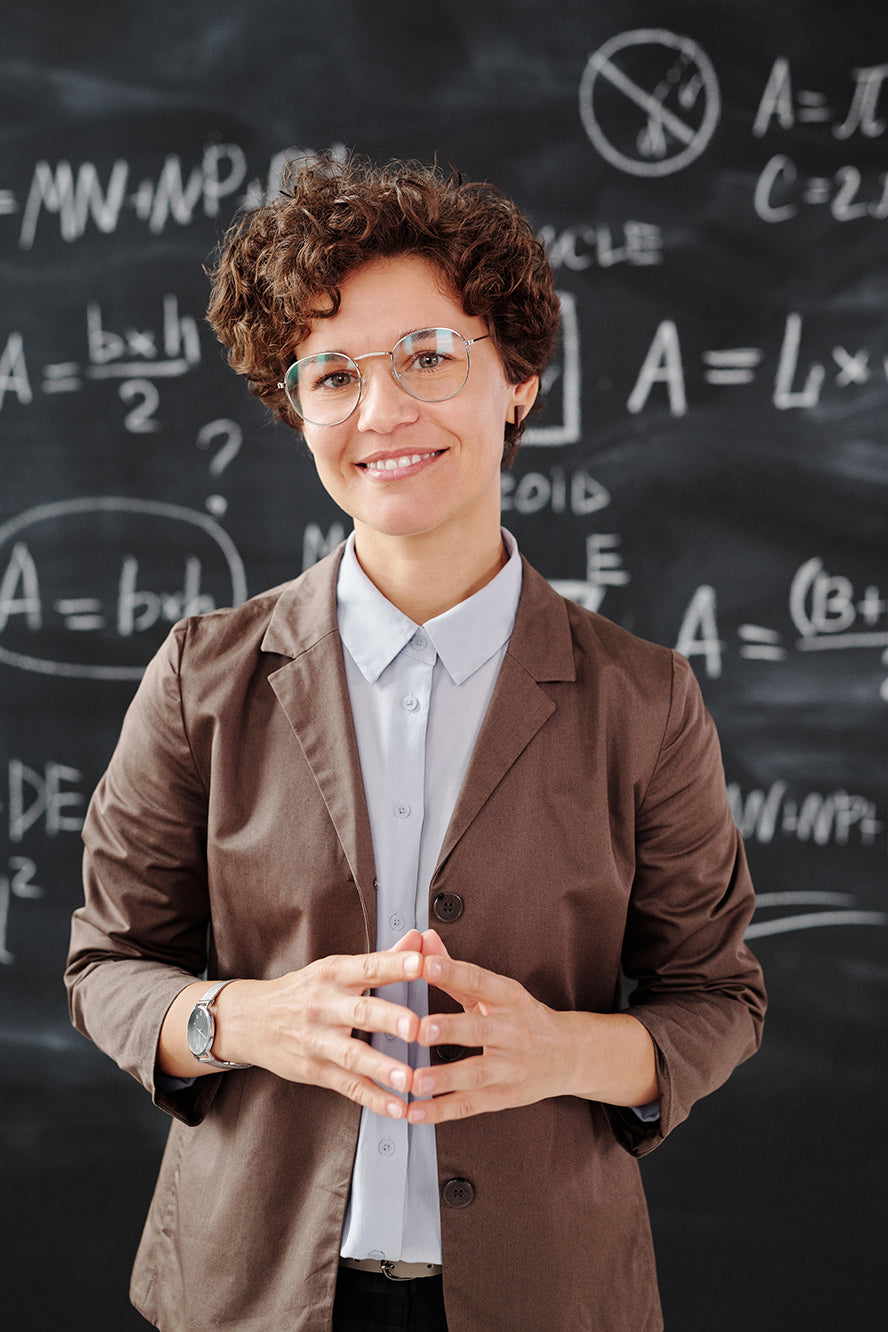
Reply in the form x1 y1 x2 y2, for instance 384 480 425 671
419 928 450 959
294 1007 416 1096
333 988 421 1043
406 1085 506 1126
319 1057 413 1120
388 929 424 954
415 1007 492 1049
319 947 423 993
421 952 517 1008
411 1052 493 1100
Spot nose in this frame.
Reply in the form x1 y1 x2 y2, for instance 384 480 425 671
355 356 419 432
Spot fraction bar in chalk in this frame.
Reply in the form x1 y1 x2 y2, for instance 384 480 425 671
702 348 763 385
796 631 888 650
85 358 191 379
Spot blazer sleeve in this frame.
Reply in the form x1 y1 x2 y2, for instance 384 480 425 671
606 649 766 1156
64 624 223 1125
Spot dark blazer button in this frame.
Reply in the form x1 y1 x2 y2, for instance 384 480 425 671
442 1177 474 1208
432 892 464 922
435 1044 467 1063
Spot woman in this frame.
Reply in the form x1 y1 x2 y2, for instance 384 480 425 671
66 155 765 1331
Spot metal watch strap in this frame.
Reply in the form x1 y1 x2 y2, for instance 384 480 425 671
192 978 252 1070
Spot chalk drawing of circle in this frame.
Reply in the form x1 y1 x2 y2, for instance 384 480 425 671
0 497 248 681
579 28 721 178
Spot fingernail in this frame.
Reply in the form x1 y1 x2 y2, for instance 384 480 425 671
390 1068 407 1092
426 1022 440 1043
409 1103 427 1123
427 958 442 980
397 1016 412 1040
405 951 422 974
415 1073 433 1095
386 1100 404 1119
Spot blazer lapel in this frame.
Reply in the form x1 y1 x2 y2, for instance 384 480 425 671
261 551 378 938
436 559 577 869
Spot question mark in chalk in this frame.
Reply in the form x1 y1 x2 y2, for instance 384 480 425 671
196 419 243 517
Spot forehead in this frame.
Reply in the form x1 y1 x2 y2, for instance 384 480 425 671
297 254 475 355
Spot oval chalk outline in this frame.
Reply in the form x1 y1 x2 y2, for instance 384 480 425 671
0 497 248 681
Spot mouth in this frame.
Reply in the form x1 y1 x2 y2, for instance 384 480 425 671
357 450 445 475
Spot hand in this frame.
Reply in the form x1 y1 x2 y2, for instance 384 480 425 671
405 930 658 1125
405 929 576 1125
195 932 425 1120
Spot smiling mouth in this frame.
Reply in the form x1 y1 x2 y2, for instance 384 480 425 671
359 451 444 473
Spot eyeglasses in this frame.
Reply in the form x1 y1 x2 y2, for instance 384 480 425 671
278 328 490 426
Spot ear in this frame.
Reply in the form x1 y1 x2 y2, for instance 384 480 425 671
508 374 539 425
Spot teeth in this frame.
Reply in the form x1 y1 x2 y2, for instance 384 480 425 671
364 453 434 471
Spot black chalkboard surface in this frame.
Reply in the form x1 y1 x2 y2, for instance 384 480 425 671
2 2 886 1327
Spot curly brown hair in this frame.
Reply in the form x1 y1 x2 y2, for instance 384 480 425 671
205 153 561 464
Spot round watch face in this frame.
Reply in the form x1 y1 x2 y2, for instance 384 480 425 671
187 1004 214 1056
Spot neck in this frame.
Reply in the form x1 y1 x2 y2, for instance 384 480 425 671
352 523 508 623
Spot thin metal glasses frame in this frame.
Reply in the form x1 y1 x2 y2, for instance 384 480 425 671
278 328 490 426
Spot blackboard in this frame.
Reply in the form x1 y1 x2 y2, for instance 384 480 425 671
2 2 886 1327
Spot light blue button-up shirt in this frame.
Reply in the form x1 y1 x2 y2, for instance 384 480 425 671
337 529 523 1263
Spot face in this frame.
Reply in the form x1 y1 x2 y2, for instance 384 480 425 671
295 254 538 552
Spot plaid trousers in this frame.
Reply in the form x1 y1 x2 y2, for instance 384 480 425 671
332 1266 448 1331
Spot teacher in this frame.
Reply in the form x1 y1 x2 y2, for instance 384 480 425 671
66 154 765 1331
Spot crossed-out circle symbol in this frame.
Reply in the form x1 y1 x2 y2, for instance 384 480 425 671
579 28 721 177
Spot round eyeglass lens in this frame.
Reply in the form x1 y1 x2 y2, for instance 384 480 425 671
284 353 360 426
392 329 470 402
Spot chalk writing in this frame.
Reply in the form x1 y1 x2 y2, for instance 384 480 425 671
729 780 884 849
539 221 663 269
627 313 888 414
676 568 888 699
523 293 581 446
196 420 244 516
16 146 249 249
501 467 610 516
753 57 888 141
746 893 887 940
303 523 348 571
0 499 248 679
0 856 43 965
754 153 888 223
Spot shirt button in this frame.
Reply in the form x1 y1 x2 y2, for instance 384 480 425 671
389 912 406 932
402 695 419 712
393 803 411 820
442 1177 474 1208
411 633 428 650
432 892 464 923
378 1138 396 1157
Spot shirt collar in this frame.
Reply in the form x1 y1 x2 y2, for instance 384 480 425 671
336 530 523 685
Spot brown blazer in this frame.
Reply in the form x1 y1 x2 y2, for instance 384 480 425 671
66 546 765 1332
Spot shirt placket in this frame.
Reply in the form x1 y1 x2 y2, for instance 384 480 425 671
357 631 436 1260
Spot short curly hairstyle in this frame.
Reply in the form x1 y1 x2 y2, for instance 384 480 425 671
206 153 561 465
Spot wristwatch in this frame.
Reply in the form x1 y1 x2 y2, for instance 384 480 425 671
186 979 252 1070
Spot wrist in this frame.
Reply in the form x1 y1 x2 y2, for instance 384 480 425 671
187 980 252 1070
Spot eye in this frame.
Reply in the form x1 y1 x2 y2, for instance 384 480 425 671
413 349 448 371
316 368 357 390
